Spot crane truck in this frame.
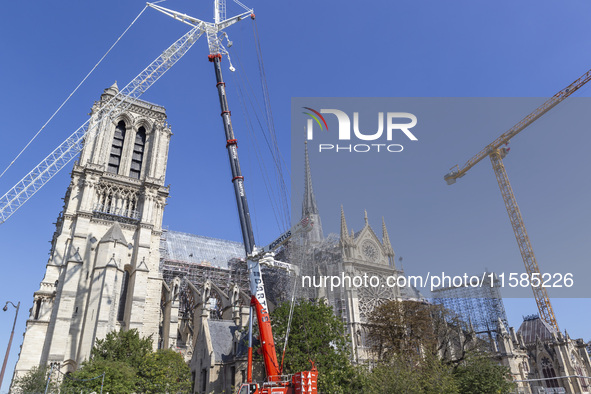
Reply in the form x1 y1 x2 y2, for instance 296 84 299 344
210 28 319 394
145 3 320 393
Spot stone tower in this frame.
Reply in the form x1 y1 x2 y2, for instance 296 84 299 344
12 83 171 380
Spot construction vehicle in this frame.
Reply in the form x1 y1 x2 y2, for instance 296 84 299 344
444 67 591 331
236 219 318 394
145 3 319 391
138 2 319 392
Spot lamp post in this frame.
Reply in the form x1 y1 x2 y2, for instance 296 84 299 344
1 301 20 389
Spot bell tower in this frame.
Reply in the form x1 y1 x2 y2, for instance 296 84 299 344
12 83 171 380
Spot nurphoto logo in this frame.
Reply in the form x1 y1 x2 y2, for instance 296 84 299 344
303 107 418 153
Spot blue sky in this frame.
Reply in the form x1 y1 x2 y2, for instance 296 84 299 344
1 1 591 391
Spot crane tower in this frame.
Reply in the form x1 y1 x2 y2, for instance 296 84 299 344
445 67 591 331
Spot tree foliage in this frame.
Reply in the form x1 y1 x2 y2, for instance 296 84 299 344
138 349 192 393
365 353 458 394
91 328 153 367
367 299 441 360
366 299 480 364
60 329 191 394
366 299 517 394
61 359 136 394
453 353 516 394
271 299 364 393
12 365 59 394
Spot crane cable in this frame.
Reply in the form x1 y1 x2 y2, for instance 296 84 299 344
248 19 316 367
228 40 290 232
279 269 299 373
249 23 312 367
226 35 301 373
252 20 291 226
230 60 287 234
0 4 150 181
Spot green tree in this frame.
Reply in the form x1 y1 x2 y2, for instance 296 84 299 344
365 353 458 394
271 299 364 393
138 349 192 393
12 365 59 394
365 300 514 394
61 359 136 394
366 299 481 365
91 328 153 368
453 353 516 394
367 299 440 360
60 329 191 393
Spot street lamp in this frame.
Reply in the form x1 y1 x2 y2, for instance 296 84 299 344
1 301 20 390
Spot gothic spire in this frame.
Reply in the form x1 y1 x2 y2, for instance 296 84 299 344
340 205 348 240
104 81 119 95
302 142 323 243
302 141 319 217
382 216 395 267
382 217 393 253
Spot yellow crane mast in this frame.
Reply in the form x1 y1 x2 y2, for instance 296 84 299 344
444 67 591 332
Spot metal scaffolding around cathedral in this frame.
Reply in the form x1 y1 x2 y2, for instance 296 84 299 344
158 230 293 356
431 271 509 346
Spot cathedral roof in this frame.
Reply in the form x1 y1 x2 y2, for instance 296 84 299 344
207 320 248 362
517 315 557 344
160 230 245 269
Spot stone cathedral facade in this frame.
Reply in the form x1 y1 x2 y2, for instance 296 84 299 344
12 83 171 381
295 143 424 363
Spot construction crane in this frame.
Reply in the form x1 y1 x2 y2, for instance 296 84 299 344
148 2 318 393
444 67 591 332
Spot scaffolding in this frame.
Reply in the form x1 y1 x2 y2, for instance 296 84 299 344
431 272 508 343
284 233 348 313
159 229 294 318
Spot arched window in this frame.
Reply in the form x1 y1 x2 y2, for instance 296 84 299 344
130 126 146 179
541 356 559 388
117 270 130 321
108 121 126 174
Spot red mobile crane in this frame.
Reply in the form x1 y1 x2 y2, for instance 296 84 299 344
146 2 319 393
